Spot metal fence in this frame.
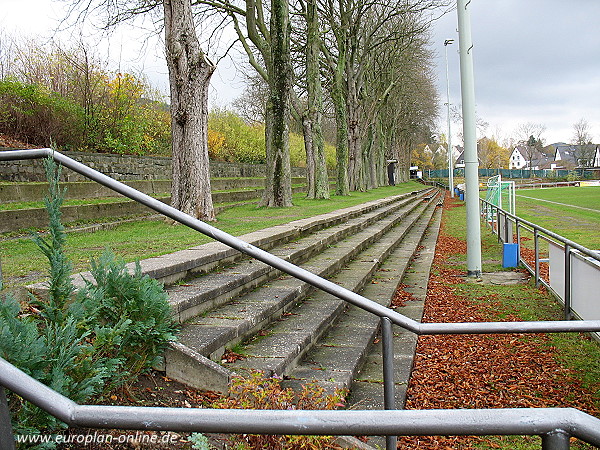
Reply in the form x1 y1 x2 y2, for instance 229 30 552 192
480 197 600 329
1 149 600 450
425 167 596 179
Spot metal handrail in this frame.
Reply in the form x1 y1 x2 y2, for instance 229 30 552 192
1 149 600 449
2 149 598 336
1 357 600 447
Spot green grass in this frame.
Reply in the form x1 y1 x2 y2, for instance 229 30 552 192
0 195 170 211
515 186 600 249
0 182 423 288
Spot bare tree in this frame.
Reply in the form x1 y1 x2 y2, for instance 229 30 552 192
572 118 593 145
515 121 547 173
571 119 595 167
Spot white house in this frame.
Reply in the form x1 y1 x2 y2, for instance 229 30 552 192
593 146 600 167
509 146 527 169
509 145 553 170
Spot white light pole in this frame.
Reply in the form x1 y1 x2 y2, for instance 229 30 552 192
444 38 454 198
457 0 482 278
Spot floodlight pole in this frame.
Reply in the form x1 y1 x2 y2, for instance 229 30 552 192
457 0 482 277
444 39 454 198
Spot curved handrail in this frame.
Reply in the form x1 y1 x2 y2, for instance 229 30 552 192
2 149 599 336
1 357 599 446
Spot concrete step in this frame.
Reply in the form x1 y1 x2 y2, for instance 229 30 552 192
342 199 443 450
235 193 441 386
27 189 433 296
163 190 428 322
174 196 427 356
164 190 441 391
281 197 441 394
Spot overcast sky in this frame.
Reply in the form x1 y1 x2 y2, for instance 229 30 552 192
1 0 599 146
431 0 600 145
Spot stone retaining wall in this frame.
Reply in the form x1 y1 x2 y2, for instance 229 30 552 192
0 150 306 182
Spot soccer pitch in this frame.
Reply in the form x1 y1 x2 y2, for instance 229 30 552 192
513 186 600 249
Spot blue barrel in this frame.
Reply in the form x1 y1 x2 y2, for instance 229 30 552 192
459 192 464 201
502 243 519 268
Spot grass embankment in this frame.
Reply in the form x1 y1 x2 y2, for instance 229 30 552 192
0 182 423 288
399 196 600 449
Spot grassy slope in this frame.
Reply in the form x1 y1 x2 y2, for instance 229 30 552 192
0 182 423 288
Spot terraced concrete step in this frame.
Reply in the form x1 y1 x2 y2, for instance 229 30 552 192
164 193 440 390
170 196 428 358
165 191 428 322
222 196 440 378
347 202 442 410
27 189 432 297
279 192 442 392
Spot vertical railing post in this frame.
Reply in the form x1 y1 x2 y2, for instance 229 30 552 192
0 387 16 450
380 317 397 450
515 219 520 263
541 430 571 450
564 244 572 320
534 228 540 287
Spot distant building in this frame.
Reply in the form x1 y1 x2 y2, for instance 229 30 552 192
508 145 553 170
593 146 600 168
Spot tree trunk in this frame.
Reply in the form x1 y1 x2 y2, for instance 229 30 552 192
305 0 329 200
259 0 293 207
347 73 363 191
164 0 215 221
332 66 349 196
302 115 316 198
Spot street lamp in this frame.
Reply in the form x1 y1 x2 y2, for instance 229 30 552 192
444 38 454 198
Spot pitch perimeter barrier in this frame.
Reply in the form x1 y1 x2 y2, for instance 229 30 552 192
480 198 600 332
425 168 596 179
1 149 600 450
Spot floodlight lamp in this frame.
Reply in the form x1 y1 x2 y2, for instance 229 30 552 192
444 39 454 46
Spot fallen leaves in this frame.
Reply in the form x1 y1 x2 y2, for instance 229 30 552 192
396 195 599 449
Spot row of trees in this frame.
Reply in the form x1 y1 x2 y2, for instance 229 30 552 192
62 0 446 217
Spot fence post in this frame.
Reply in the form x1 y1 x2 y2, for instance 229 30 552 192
380 317 397 450
564 244 572 320
534 229 540 287
0 387 16 450
515 218 520 259
541 430 570 450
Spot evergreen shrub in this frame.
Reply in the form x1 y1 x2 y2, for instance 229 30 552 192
0 156 178 438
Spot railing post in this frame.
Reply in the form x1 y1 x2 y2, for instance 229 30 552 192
541 430 570 450
0 387 16 450
515 219 520 262
380 317 397 450
564 245 572 320
534 228 540 287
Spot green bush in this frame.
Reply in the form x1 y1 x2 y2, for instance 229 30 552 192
78 250 177 376
209 108 266 163
0 78 85 149
209 108 337 170
0 69 171 155
0 157 178 438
